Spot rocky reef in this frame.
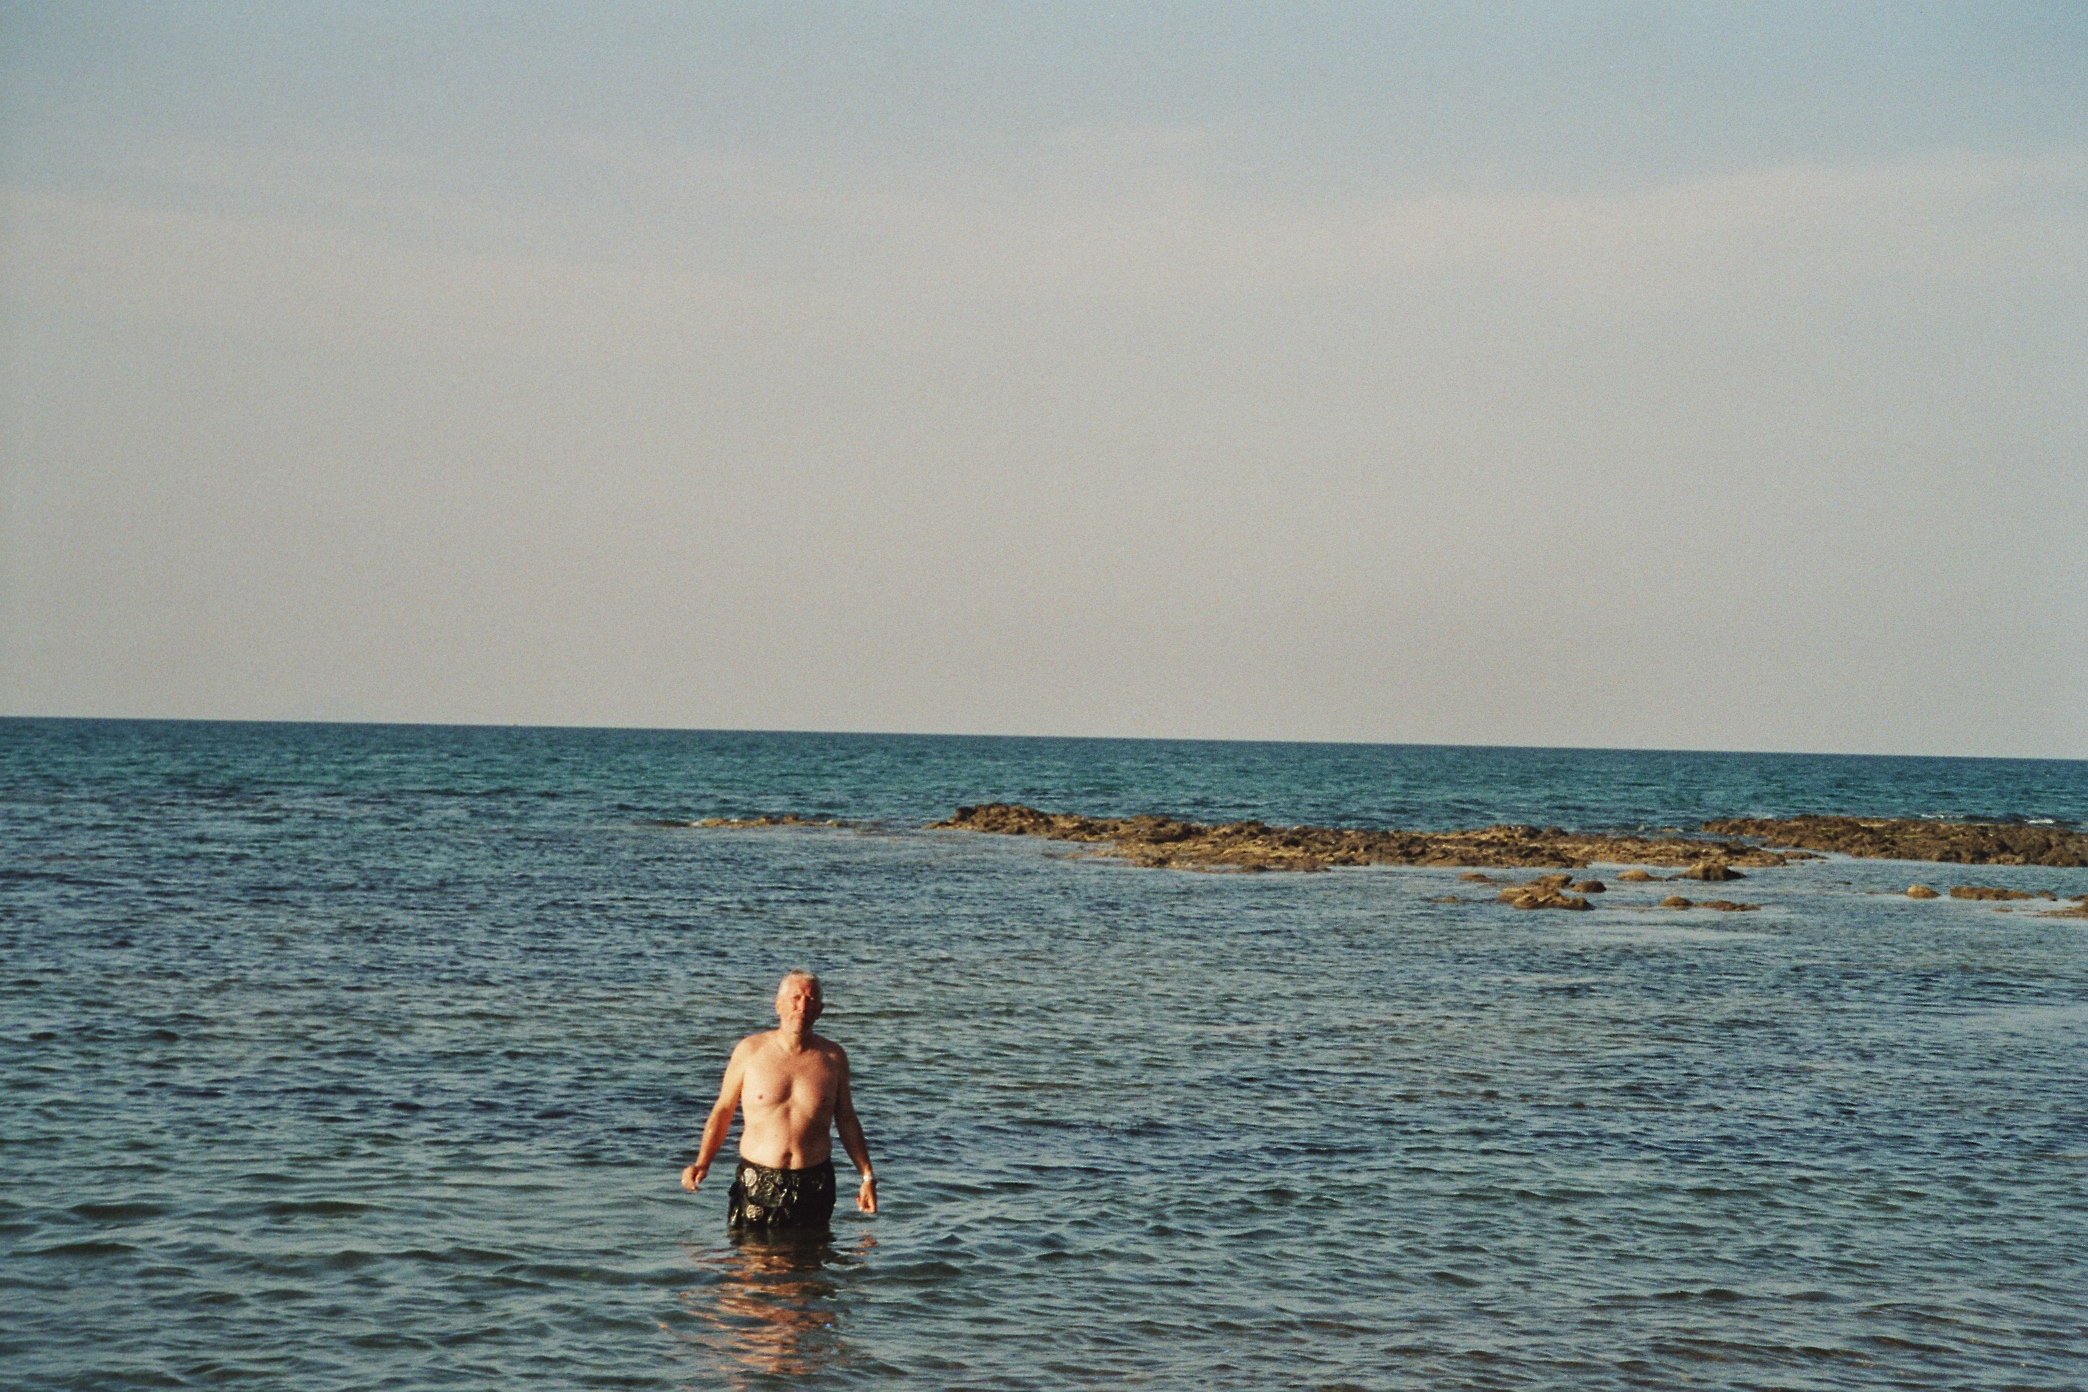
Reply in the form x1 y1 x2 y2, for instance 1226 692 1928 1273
930 803 1792 874
1700 816 2088 867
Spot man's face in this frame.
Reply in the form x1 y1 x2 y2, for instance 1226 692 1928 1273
775 979 822 1028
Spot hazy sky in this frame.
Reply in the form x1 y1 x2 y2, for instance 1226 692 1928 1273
4 3 2084 756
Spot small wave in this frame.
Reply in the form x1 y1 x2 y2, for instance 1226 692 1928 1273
67 1201 166 1222
259 1199 374 1217
1427 1269 1481 1287
393 1245 517 1268
24 1239 137 1257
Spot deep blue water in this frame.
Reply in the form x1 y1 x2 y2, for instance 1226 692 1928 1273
3 719 2085 1389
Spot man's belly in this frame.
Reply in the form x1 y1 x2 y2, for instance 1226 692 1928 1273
737 1109 834 1170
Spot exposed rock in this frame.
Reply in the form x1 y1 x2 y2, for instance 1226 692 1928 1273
1497 874 1594 911
694 813 844 829
1575 880 1606 893
1701 815 2088 867
1496 874 1572 905
931 803 1790 874
1699 900 1762 912
1906 885 1940 900
1617 870 1655 883
1949 886 2043 902
1660 896 1694 909
1679 861 1744 882
2040 900 2088 919
1458 872 1495 883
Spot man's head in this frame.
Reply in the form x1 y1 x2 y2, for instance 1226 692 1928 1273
774 969 823 1029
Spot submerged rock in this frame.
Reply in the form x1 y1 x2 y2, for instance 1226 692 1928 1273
1660 896 1694 909
1617 870 1655 882
1680 861 1744 882
1906 885 1940 900
1948 886 2043 901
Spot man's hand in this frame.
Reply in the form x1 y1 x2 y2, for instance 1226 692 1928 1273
856 1173 877 1215
681 1163 707 1192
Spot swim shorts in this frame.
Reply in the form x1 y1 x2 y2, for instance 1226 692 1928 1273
727 1158 837 1231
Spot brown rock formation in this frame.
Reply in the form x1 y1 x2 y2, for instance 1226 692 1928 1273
1906 885 1940 899
1575 880 1606 893
1494 873 1594 910
1617 870 1655 882
1679 861 1744 882
1948 886 2045 902
1660 896 1694 908
1699 900 1762 912
930 803 1791 874
1700 816 2088 867
1517 891 1593 911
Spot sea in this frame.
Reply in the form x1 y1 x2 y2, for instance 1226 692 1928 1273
3 718 2085 1391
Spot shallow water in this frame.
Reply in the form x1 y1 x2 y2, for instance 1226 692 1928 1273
3 720 2085 1389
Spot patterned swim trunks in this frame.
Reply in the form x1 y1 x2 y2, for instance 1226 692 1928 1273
727 1158 837 1231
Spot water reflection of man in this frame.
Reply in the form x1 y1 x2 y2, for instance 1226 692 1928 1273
681 971 877 1230
673 1231 876 1382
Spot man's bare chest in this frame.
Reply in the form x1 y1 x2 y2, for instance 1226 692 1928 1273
743 1050 838 1111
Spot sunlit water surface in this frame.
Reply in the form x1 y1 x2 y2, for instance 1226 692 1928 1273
4 721 2085 1389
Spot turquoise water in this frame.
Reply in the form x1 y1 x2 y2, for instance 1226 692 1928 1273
3 719 2085 1389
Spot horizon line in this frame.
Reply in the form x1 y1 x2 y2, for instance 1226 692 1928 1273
2 713 2081 766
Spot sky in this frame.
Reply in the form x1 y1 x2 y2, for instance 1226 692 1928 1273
3 2 2084 756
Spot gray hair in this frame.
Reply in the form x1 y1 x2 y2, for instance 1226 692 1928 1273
778 969 823 1000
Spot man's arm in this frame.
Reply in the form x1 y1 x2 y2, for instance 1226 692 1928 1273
832 1049 877 1215
681 1039 750 1192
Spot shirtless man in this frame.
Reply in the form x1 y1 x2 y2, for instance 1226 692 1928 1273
680 970 876 1230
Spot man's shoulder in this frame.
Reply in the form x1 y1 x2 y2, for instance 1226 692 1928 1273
733 1029 780 1056
807 1033 849 1063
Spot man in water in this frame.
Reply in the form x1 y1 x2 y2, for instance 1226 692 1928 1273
681 970 877 1231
